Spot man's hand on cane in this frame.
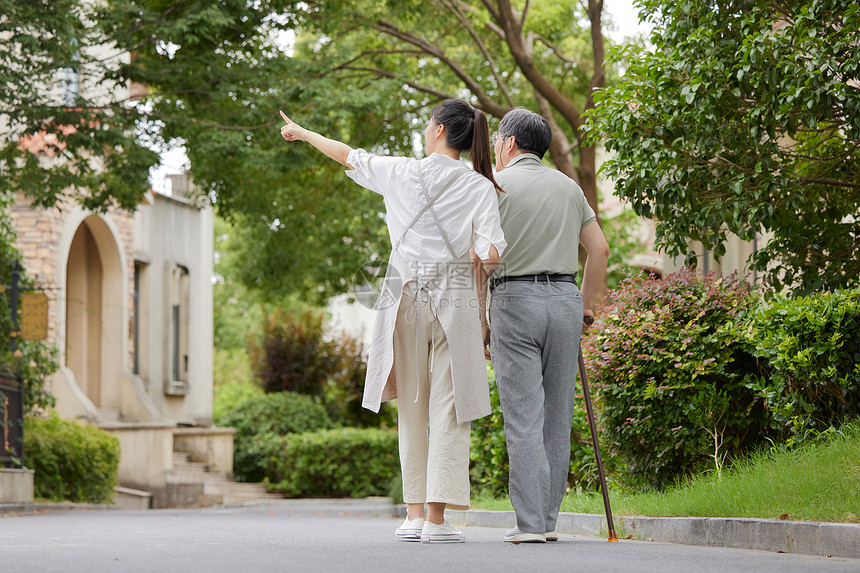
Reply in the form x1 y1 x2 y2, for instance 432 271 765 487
583 307 595 328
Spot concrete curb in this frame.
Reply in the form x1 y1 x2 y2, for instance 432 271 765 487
212 496 398 518
0 502 120 516
444 509 860 559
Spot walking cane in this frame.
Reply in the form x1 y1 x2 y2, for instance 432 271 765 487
580 315 619 542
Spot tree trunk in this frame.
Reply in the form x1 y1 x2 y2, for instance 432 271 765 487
576 144 601 227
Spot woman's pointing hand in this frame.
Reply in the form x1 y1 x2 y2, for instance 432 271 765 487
279 110 306 141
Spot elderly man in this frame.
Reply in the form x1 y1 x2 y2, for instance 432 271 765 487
481 108 609 543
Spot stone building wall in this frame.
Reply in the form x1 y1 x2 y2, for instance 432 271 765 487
10 193 137 376
10 193 64 348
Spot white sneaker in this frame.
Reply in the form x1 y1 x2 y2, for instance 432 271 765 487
420 520 465 543
395 517 425 542
545 530 559 542
504 527 546 543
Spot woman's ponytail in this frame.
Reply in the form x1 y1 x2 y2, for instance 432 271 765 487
431 99 503 195
470 108 503 195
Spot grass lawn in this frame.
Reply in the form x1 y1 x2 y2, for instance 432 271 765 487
472 423 860 523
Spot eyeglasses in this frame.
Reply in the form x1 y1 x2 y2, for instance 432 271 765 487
494 131 508 143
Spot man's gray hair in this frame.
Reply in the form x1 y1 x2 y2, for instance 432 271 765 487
498 108 552 159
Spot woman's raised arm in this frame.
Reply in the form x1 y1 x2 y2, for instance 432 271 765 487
279 110 354 168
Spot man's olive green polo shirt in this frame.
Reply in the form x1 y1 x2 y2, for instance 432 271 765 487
492 153 596 278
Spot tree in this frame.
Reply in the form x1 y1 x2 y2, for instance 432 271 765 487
291 0 609 220
0 2 123 413
98 0 400 301
99 0 616 301
0 0 157 213
587 0 860 294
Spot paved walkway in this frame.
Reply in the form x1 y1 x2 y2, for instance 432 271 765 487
1 500 858 572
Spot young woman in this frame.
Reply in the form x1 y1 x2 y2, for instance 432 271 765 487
279 99 505 543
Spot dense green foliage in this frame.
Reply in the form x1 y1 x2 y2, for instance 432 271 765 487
587 0 860 294
263 427 400 498
6 1 621 304
748 286 860 445
470 367 601 496
584 268 766 489
12 341 59 416
216 392 334 482
599 206 652 290
212 217 267 353
320 333 394 428
0 0 157 212
212 349 263 422
96 0 407 302
23 415 120 503
97 0 618 300
586 268 860 489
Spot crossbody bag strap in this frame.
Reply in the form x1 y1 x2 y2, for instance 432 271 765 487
393 163 469 255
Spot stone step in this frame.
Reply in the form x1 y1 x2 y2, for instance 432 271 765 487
172 452 204 465
168 451 279 505
171 464 212 475
165 470 231 485
171 452 213 472
96 407 121 422
221 494 283 505
172 459 210 470
218 487 281 497
113 486 152 510
202 482 274 496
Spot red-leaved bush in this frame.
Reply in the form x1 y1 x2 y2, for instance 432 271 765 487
583 268 768 489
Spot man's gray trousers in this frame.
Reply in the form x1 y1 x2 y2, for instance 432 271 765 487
489 279 584 534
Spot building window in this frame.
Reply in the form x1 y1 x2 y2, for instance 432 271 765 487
133 261 150 381
133 262 141 375
166 264 190 395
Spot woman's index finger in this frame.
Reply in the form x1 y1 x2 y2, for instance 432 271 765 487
279 110 290 123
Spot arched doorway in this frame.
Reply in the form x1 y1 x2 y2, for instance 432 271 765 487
64 215 124 409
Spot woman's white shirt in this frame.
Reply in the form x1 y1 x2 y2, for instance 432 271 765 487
346 149 506 277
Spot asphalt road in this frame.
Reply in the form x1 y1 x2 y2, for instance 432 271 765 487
1 504 857 573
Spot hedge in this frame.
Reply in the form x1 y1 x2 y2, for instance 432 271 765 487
748 286 860 444
23 415 119 504
216 391 335 482
585 269 860 489
262 427 400 498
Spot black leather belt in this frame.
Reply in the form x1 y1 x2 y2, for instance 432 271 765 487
490 274 576 291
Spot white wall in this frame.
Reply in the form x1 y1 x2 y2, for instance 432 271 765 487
133 190 214 424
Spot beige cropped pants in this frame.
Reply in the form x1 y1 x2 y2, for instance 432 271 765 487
393 286 471 510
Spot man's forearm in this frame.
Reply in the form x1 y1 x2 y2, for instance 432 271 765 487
580 250 608 311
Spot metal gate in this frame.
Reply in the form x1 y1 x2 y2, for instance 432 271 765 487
0 371 24 468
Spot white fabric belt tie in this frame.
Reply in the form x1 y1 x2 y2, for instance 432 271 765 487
404 282 439 404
